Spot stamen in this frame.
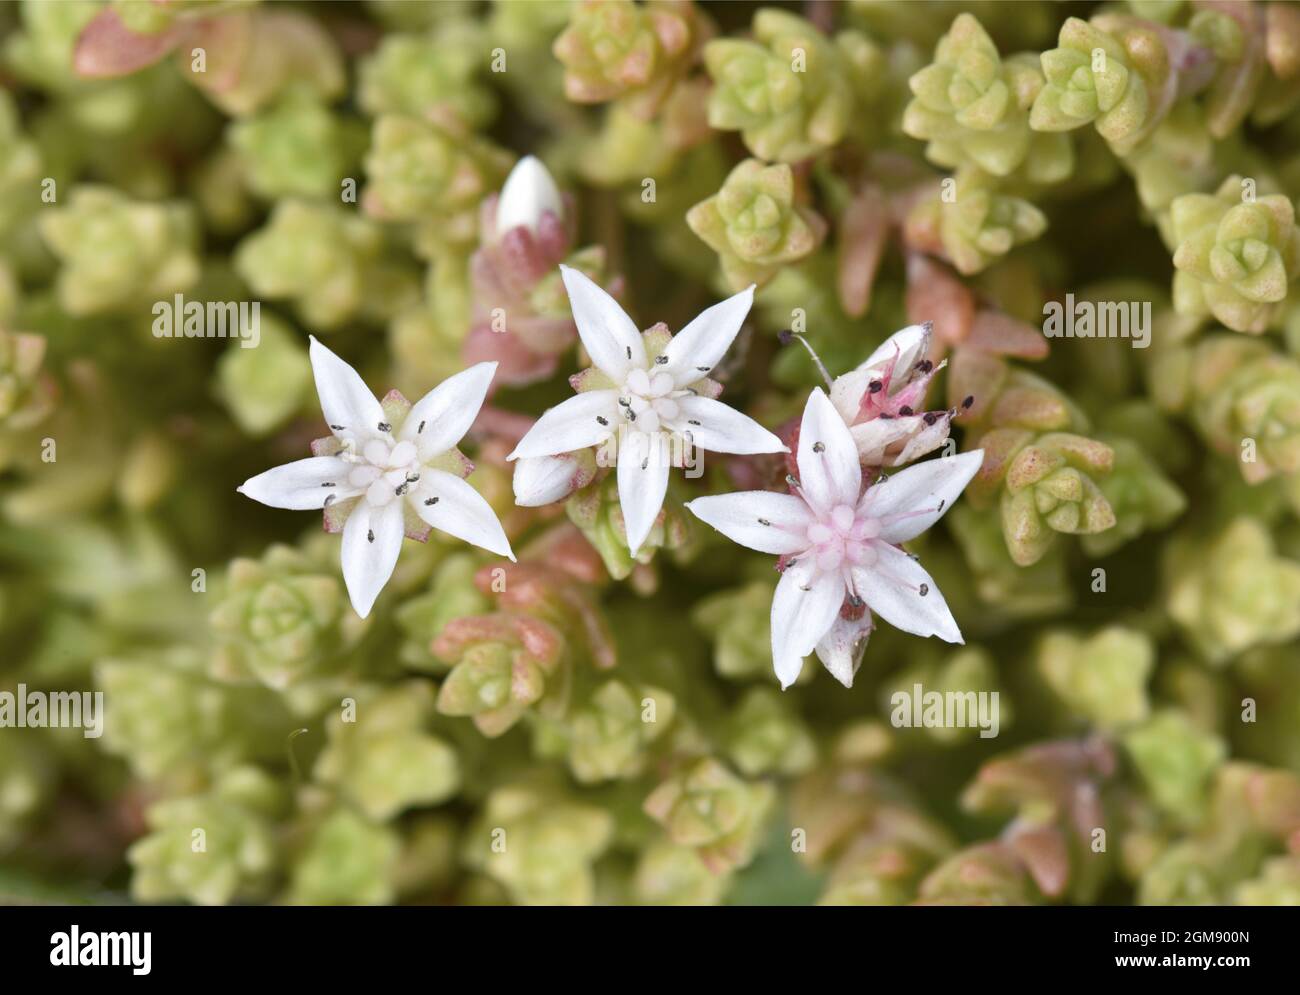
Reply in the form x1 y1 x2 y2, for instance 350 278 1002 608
782 330 834 390
758 518 771 526
418 420 425 433
868 380 883 394
377 421 391 432
424 497 439 506
330 424 345 431
596 416 608 426
655 356 668 365
812 441 825 453
899 405 913 416
367 529 375 543
962 395 974 409
321 482 334 487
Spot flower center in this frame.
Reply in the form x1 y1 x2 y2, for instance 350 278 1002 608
345 438 421 506
805 503 881 572
618 367 685 435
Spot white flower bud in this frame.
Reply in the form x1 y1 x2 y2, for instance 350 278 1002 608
495 155 563 240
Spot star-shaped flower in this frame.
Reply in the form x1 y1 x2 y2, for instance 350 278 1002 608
238 338 514 618
508 265 787 554
687 388 983 689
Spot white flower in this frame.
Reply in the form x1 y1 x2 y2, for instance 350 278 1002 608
686 388 983 690
508 265 787 554
822 322 954 467
238 338 514 618
495 155 563 239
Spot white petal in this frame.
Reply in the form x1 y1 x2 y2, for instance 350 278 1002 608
770 558 845 690
860 322 931 376
309 336 386 440
340 499 405 618
668 394 787 455
796 388 862 513
399 362 496 459
658 284 754 386
617 430 670 556
815 612 874 688
238 456 353 510
685 491 813 555
507 390 619 460
860 450 984 543
851 544 961 643
512 454 583 507
560 265 645 379
829 368 872 423
495 155 563 238
413 470 515 560
849 416 916 462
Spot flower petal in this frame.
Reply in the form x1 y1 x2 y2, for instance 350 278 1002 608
815 611 874 688
796 388 862 513
512 453 584 507
771 558 845 689
560 264 645 379
237 456 354 510
309 336 386 440
851 544 962 643
399 361 496 459
413 470 516 561
340 499 405 618
617 429 670 556
860 322 931 377
507 390 619 460
658 284 754 387
668 394 787 455
685 491 813 554
860 450 984 543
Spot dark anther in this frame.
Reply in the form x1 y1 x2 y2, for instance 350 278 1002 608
424 497 438 506
641 458 649 470
937 499 945 511
367 529 375 543
418 420 426 433
377 421 391 432
777 329 795 345
696 366 709 372
812 441 825 453
688 419 701 426
330 424 345 431
321 482 334 487
868 381 883 394
758 518 771 526
922 412 939 426
655 355 668 365
626 346 632 360
596 416 608 426
916 359 934 374
962 395 974 409
899 405 913 416
918 583 929 596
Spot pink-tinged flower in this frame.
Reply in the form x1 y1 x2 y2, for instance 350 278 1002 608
687 388 983 689
826 321 954 467
239 338 514 618
508 265 787 555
